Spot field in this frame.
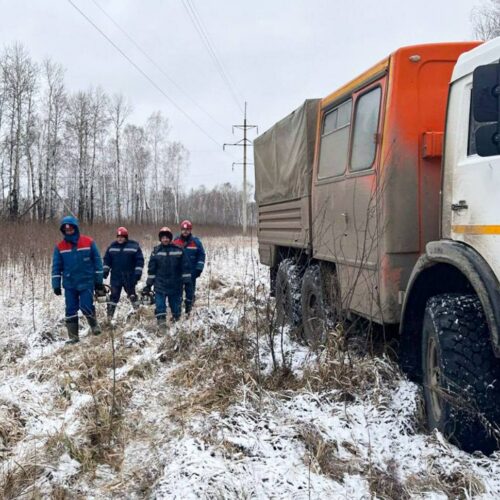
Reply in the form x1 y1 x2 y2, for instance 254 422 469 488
0 226 499 499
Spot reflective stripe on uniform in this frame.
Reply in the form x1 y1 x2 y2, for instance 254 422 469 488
182 273 192 278
59 249 71 254
170 251 182 256
124 248 137 252
52 274 61 278
77 247 91 251
109 248 120 252
135 267 143 271
157 252 167 256
148 274 156 279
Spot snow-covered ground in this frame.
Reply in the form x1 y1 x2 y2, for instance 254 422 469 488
1 236 500 499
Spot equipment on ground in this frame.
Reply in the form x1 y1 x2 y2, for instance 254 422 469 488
95 284 111 304
140 289 155 306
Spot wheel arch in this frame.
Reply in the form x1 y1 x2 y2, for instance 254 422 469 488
400 240 500 380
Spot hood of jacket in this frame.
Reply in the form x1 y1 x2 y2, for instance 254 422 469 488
60 215 80 244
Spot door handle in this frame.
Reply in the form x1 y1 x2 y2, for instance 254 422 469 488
451 200 468 211
341 212 348 236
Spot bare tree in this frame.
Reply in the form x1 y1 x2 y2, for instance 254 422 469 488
0 43 37 219
146 111 170 224
109 94 131 221
0 43 253 228
123 124 150 223
167 141 189 224
472 0 500 40
39 59 66 221
88 87 109 223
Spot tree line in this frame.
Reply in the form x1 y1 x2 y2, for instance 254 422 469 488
0 43 253 226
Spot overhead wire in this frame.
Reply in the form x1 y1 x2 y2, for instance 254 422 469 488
89 0 228 132
66 0 223 148
181 0 244 114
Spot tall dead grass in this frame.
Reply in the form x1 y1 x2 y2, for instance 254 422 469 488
0 220 245 268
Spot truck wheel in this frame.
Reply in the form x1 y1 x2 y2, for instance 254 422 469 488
275 259 302 328
422 293 500 454
301 265 327 348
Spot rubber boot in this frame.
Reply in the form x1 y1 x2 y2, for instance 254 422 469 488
65 317 79 345
86 315 102 336
107 303 116 321
157 315 167 332
185 303 192 317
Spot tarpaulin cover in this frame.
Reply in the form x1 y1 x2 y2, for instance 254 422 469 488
254 99 320 205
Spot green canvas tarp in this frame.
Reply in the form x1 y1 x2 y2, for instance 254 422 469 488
254 99 320 205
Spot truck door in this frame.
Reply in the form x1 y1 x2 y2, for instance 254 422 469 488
339 82 385 317
312 78 386 320
443 71 500 282
312 98 352 266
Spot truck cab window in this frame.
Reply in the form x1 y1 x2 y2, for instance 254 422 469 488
468 88 497 156
350 86 381 171
318 99 352 178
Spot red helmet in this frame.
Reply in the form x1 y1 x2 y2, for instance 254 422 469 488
159 226 173 240
180 220 193 230
117 226 129 238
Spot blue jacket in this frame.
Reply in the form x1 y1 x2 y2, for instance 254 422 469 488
103 239 144 287
146 243 192 295
172 234 205 276
51 216 103 291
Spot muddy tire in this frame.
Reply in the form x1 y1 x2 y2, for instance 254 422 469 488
275 259 302 329
301 265 328 348
422 293 500 454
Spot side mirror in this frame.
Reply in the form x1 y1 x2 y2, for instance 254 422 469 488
472 63 500 156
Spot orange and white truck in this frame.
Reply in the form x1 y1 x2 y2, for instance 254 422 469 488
254 39 500 453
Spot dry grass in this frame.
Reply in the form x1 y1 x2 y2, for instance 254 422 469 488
405 463 485 498
0 453 46 499
0 339 28 365
167 326 254 417
0 400 26 451
0 220 244 268
299 425 408 499
300 328 403 397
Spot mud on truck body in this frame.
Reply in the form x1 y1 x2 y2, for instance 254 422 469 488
254 40 500 453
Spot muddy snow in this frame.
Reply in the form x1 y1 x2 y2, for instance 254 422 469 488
0 236 499 499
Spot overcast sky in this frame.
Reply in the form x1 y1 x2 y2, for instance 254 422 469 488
0 0 481 190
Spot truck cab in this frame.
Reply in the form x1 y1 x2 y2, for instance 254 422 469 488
400 38 500 454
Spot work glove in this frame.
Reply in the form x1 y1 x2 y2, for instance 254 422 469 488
142 285 151 294
103 270 109 280
195 269 202 278
54 287 62 296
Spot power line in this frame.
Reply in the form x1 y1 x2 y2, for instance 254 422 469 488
181 0 244 114
66 0 222 147
89 0 227 132
185 0 244 112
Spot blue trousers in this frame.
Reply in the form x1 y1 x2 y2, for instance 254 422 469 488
110 283 137 306
181 277 197 309
155 291 181 320
65 288 95 320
